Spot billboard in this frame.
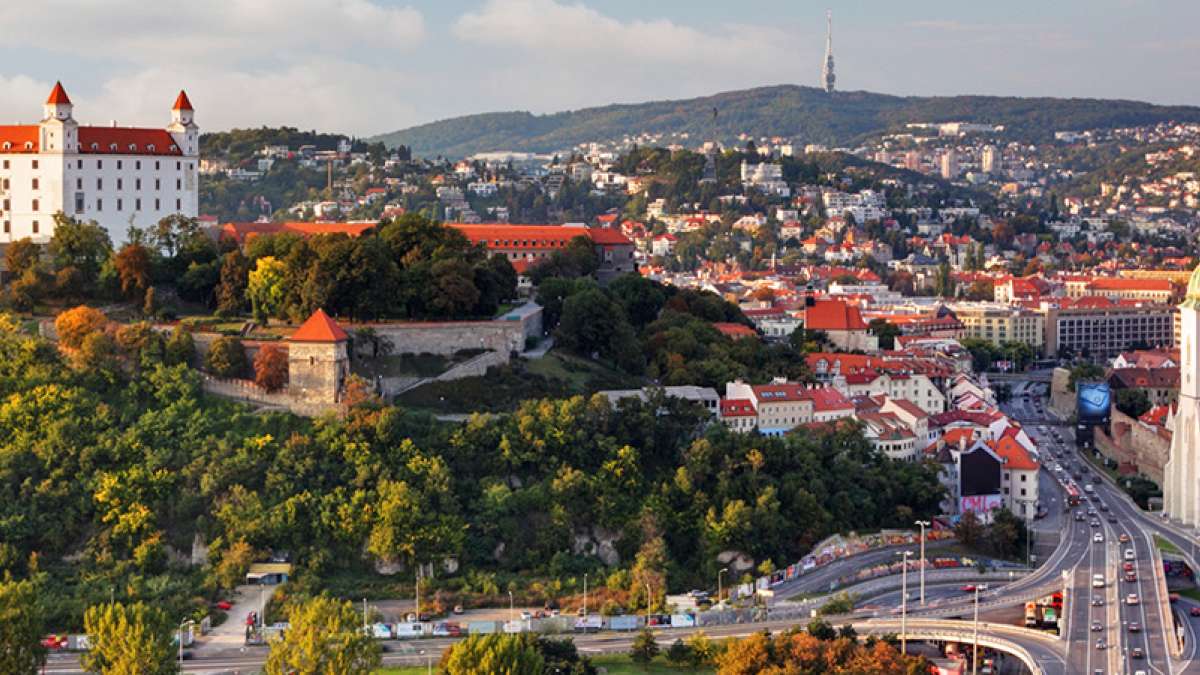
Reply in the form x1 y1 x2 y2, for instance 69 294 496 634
1076 382 1111 424
960 494 1004 519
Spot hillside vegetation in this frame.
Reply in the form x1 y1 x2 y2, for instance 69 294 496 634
370 85 1200 158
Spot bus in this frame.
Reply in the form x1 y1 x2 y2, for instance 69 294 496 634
1024 601 1038 627
1065 483 1082 507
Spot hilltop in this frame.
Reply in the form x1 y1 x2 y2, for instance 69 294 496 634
370 85 1200 159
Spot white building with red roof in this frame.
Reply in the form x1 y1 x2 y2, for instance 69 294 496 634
804 299 878 352
0 82 199 244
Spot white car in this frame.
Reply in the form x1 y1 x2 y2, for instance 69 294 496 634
1127 594 1139 606
1093 532 1104 543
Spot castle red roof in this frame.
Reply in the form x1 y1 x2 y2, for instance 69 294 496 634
172 90 194 111
46 81 71 105
78 127 182 156
290 309 349 343
0 126 40 153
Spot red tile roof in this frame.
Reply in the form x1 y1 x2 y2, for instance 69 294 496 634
1088 278 1173 291
172 90 194 111
720 399 757 417
78 127 182 155
713 322 757 339
46 81 71 105
806 387 853 412
218 221 378 244
0 126 39 153
991 435 1038 471
805 299 869 331
290 309 349 343
447 223 632 247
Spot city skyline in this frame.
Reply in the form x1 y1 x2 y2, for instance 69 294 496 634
0 0 1198 136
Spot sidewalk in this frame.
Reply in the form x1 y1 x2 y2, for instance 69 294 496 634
193 584 279 655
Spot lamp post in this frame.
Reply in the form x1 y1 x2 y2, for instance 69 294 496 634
645 583 653 625
508 590 514 625
414 569 420 622
969 583 979 672
718 567 728 611
914 520 930 606
898 550 912 657
583 573 588 617
177 619 192 669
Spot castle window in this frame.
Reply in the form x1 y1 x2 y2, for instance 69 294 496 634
31 178 37 190
77 160 82 169
97 160 102 169
135 198 141 210
2 221 7 234
76 178 82 189
31 221 37 234
24 143 32 150
96 178 102 190
117 178 123 190
2 160 7 168
2 179 7 189
31 199 38 211
175 198 181 211
1 143 9 150
109 144 117 151
128 144 136 152
31 160 37 169
155 178 161 190
155 161 160 170
148 145 155 153
155 198 160 210
136 178 141 190
176 178 181 190
135 160 141 170
310 357 315 365
176 161 181 170
117 160 122 170
97 199 102 211
91 144 98 151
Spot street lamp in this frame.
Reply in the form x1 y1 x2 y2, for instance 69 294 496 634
898 550 912 657
645 583 653 624
718 567 729 611
583 573 588 617
914 520 930 606
972 584 987 675
177 618 193 669
414 569 420 621
508 590 514 625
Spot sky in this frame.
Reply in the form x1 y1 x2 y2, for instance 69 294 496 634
1 0 1197 137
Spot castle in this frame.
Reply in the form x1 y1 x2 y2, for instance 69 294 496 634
0 82 199 244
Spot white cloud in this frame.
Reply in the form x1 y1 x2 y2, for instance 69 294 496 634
0 0 425 62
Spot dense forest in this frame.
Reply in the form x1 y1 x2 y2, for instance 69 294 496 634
0 313 942 629
371 84 1200 158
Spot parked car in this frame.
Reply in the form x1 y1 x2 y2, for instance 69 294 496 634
215 600 233 611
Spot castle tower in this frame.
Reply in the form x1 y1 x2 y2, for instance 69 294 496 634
39 81 78 154
287 309 350 407
167 90 199 157
1165 264 1200 525
821 10 836 93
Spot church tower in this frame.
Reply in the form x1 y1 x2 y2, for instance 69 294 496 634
167 90 199 157
39 81 78 154
1165 264 1200 525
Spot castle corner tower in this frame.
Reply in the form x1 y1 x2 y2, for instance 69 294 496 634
287 309 350 407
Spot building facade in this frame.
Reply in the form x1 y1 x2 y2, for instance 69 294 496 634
1039 299 1175 360
950 302 1045 351
1166 265 1200 526
0 82 199 244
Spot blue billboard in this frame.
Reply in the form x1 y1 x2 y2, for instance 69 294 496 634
1076 382 1111 424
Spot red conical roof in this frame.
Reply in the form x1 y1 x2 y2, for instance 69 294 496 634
46 81 71 105
172 90 194 111
289 309 349 343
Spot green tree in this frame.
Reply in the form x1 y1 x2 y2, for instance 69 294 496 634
556 288 644 372
1115 388 1152 419
0 573 46 675
81 602 177 675
4 238 41 278
205 336 248 378
630 629 660 665
441 634 545 675
666 639 691 666
247 256 288 324
867 318 901 350
1068 363 1105 391
47 214 112 285
215 250 250 316
264 596 381 675
164 328 196 366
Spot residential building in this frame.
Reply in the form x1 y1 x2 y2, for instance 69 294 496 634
949 303 1045 351
1038 298 1175 360
804 299 879 352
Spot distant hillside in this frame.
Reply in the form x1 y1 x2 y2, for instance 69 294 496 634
370 85 1200 159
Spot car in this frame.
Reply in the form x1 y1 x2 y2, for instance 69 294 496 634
1129 621 1141 632
1123 562 1135 571
1190 606 1200 617
215 600 233 611
1107 514 1118 523
519 611 532 621
1119 533 1131 543
1075 512 1086 522
1096 638 1107 650
1087 507 1097 516
1126 572 1138 582
1127 594 1139 605
1091 520 1101 528
1092 596 1104 606
960 584 977 593
1098 502 1109 511
1091 621 1103 631
1171 593 1181 603
453 605 464 614
1094 532 1104 543
1132 647 1144 659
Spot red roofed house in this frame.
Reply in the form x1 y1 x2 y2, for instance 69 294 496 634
288 309 350 407
804 299 878 352
990 435 1040 518
712 322 757 340
724 380 854 435
217 221 379 245
1 82 198 244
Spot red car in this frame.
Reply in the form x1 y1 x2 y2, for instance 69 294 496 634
1190 607 1200 617
960 585 976 593
40 635 67 650
215 600 233 611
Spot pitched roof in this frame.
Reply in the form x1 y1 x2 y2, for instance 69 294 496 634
712 322 757 339
46 81 71 105
0 126 40 153
289 309 349 343
805 299 869 331
720 399 757 417
990 435 1038 471
78 127 182 155
172 90 194 111
447 223 632 247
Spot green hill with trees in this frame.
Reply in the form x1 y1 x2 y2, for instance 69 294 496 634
370 85 1200 158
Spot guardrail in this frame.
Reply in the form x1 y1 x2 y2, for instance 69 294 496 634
859 619 1052 675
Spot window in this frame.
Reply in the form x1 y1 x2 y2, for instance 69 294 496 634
97 199 102 211
135 198 141 210
97 178 103 190
155 161 160 170
2 199 7 211
155 178 161 190
2 221 7 234
31 199 38 211
154 198 160 210
97 160 102 169
136 160 141 170
76 178 82 190
117 160 123 170
175 198 181 211
2 160 7 169
176 178 181 190
77 160 82 169
75 193 84 213
176 161 181 171
135 178 141 190
1 179 7 189
31 160 38 169
117 198 122 211
31 221 38 234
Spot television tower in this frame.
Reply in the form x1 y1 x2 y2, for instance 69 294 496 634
822 9 836 93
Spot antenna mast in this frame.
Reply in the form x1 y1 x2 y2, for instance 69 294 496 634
822 9 836 93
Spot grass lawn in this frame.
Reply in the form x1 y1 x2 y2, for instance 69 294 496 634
375 654 713 674
1155 534 1183 556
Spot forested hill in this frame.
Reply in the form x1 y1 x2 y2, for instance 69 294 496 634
370 85 1200 159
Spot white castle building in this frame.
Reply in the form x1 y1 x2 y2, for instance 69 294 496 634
0 82 199 244
1165 265 1200 525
